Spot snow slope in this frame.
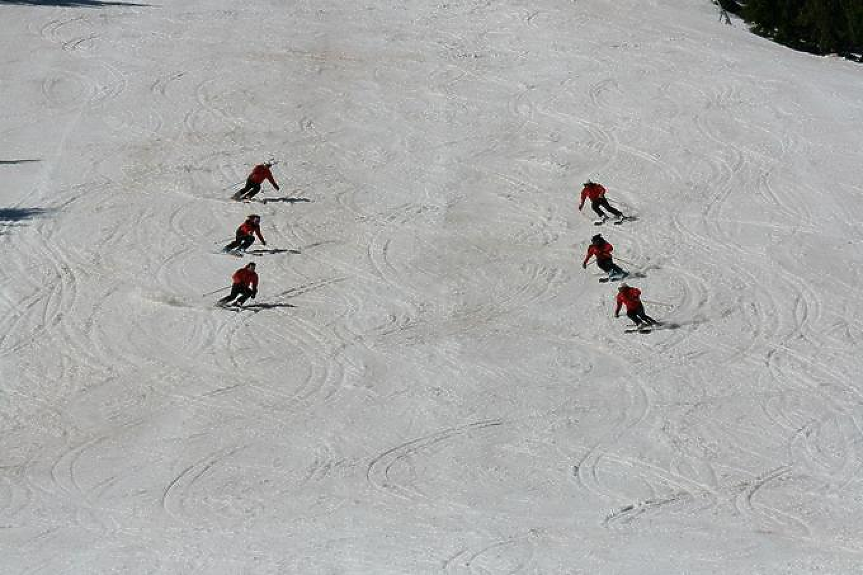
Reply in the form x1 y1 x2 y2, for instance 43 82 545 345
2 0 863 572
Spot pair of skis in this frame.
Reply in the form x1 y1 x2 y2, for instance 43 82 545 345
598 272 628 283
216 301 255 312
594 215 637 226
624 321 665 334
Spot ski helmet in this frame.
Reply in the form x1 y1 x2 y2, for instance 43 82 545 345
591 234 603 243
618 283 629 290
248 214 260 220
246 262 256 269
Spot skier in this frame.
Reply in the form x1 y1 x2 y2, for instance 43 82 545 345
614 283 658 330
583 234 627 281
223 214 266 253
233 162 280 201
218 262 258 306
578 180 625 223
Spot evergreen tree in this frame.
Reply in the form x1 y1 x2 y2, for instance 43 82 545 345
742 0 863 57
841 0 863 53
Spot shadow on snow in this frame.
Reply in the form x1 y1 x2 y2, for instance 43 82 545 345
246 248 301 255
0 0 148 6
0 207 52 236
0 207 51 222
259 197 311 204
242 302 296 310
653 318 710 331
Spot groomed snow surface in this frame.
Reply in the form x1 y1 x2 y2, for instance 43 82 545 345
2 0 863 572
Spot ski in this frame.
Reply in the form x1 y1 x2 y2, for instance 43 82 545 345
624 321 665 333
245 248 299 256
215 302 250 311
215 302 287 312
613 216 638 225
599 273 629 283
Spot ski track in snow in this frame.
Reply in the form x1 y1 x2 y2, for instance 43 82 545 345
3 0 863 572
366 419 504 502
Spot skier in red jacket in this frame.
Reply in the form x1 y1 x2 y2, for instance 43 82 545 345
223 214 266 253
583 234 628 281
578 180 624 223
233 163 280 201
614 283 658 329
218 262 259 306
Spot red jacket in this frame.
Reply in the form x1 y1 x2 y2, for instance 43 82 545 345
237 220 264 242
579 183 606 206
615 287 642 314
232 268 259 289
249 164 278 189
583 242 613 266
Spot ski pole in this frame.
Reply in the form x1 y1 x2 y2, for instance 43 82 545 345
202 286 231 297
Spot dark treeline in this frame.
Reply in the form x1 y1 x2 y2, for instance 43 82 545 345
717 0 863 59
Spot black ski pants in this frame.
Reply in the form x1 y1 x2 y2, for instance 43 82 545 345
225 234 255 252
236 178 262 200
596 257 624 276
591 197 622 218
219 284 253 305
627 304 657 326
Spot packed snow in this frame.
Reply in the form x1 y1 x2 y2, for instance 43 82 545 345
2 0 863 572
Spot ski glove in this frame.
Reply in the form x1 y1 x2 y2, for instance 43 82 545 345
262 240 267 246
251 288 257 299
582 262 587 269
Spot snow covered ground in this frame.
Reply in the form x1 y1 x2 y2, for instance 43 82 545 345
2 0 863 572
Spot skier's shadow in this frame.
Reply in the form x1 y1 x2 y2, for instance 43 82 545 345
0 207 51 221
1 207 52 235
260 197 311 204
244 302 296 310
652 318 709 332
246 248 301 255
0 0 149 5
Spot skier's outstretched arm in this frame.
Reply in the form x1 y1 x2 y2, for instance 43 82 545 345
266 170 279 190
